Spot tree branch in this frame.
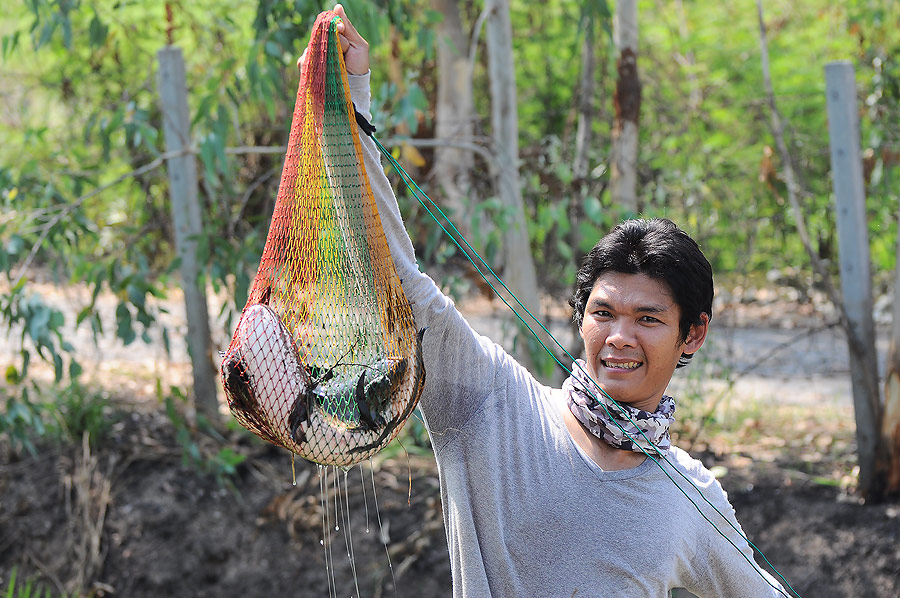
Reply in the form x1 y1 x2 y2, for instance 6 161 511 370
756 0 877 397
379 136 499 175
757 2 841 310
10 149 188 288
9 135 500 287
229 166 279 237
467 6 493 80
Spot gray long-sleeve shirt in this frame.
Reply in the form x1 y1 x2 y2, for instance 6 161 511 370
348 72 787 598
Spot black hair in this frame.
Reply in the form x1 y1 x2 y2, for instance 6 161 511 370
569 218 713 368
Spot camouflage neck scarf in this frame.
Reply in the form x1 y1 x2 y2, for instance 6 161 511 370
563 359 675 455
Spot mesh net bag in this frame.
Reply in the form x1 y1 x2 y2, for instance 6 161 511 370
220 11 424 467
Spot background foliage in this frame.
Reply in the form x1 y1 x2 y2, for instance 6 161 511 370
1 0 898 391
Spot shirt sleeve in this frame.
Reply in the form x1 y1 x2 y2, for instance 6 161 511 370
347 73 531 448
679 469 790 598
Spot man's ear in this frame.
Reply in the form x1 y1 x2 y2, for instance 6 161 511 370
682 312 709 355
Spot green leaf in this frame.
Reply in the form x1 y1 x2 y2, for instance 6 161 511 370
6 565 18 596
5 234 25 255
234 269 250 308
199 134 220 187
36 17 58 49
583 196 605 225
115 302 136 345
61 10 72 49
76 305 93 326
5 365 19 385
2 31 21 60
27 306 51 342
193 94 216 126
88 13 108 48
264 40 281 58
68 358 83 380
89 311 103 337
53 352 63 383
20 350 30 379
126 281 146 310
48 309 64 330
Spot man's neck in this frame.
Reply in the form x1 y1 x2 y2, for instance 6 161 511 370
554 389 647 471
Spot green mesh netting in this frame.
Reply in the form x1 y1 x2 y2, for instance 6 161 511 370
220 11 424 467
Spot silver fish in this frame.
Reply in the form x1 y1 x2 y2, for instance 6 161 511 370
221 303 425 466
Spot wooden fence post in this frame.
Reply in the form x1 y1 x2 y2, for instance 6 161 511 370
824 61 882 497
157 45 219 421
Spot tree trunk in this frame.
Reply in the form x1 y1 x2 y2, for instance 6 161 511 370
431 0 475 239
883 216 900 495
484 0 549 376
570 10 597 266
573 15 595 182
610 0 640 213
758 0 889 499
157 46 220 424
821 61 884 501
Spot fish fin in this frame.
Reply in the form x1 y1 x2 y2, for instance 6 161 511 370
223 355 254 412
354 371 382 431
289 390 312 444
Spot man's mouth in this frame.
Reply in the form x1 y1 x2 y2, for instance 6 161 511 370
601 359 642 370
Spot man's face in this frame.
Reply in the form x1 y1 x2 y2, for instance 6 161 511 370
578 272 708 412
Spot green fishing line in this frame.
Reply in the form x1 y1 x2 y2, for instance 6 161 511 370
368 133 801 598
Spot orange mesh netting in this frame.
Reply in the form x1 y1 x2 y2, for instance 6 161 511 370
220 11 424 467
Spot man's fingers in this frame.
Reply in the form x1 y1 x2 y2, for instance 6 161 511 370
298 4 367 73
331 2 370 75
334 4 364 44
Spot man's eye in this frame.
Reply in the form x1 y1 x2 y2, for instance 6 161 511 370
640 316 660 324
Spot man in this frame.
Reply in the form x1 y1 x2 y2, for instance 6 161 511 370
323 5 789 596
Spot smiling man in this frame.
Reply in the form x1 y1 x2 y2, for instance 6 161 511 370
324 5 789 596
559 220 712 472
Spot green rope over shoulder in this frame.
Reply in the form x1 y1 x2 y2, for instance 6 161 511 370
357 121 801 598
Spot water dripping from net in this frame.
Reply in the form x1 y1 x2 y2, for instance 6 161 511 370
333 466 340 532
370 458 398 598
342 468 361 598
359 463 370 534
327 466 339 595
318 465 336 598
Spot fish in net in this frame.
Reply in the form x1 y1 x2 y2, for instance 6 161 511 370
220 10 425 467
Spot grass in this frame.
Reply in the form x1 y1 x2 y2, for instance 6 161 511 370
673 393 859 491
0 381 113 457
3 568 64 598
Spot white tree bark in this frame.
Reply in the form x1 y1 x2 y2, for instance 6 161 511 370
610 0 640 213
484 0 548 375
758 0 892 498
569 9 599 272
157 46 219 423
573 15 595 181
885 216 900 495
432 0 476 237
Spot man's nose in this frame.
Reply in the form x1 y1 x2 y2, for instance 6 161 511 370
606 319 636 348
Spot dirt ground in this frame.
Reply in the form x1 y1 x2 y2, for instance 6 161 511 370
1 405 899 598
2 282 900 597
